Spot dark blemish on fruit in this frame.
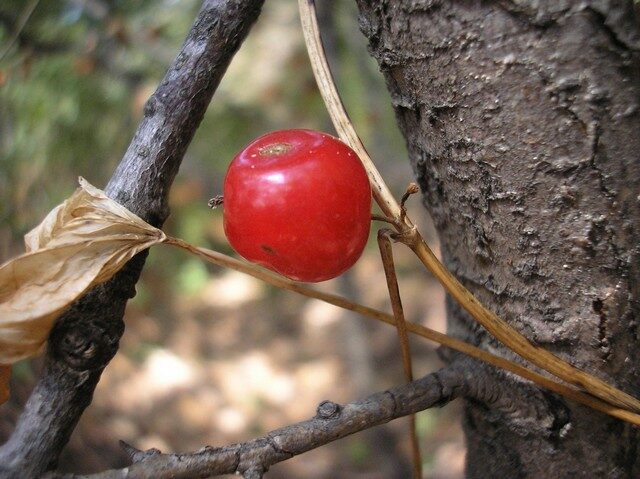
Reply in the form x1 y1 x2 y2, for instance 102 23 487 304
261 244 277 255
259 142 292 156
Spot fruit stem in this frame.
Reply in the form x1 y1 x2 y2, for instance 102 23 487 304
399 183 419 224
207 195 224 209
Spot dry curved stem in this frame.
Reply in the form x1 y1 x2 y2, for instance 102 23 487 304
377 228 421 478
162 236 640 427
297 0 640 415
296 0 401 221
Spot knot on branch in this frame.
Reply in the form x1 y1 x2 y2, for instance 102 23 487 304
59 331 97 364
48 310 125 371
48 322 113 371
316 400 342 419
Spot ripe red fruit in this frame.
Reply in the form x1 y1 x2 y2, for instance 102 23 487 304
223 129 372 282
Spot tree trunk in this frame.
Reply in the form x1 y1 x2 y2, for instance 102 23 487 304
356 1 640 477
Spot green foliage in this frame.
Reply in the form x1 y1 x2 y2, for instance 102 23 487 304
0 0 190 239
347 438 372 467
416 409 437 437
177 258 209 296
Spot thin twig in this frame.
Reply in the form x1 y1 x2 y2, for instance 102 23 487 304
399 182 419 224
371 214 403 231
297 0 640 415
0 0 40 62
47 365 468 479
377 229 422 478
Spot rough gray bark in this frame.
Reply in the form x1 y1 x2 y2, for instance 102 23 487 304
0 1 264 477
355 0 640 477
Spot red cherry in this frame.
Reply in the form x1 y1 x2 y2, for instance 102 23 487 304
223 129 372 282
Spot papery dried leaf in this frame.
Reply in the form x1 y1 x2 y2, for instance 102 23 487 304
0 178 166 366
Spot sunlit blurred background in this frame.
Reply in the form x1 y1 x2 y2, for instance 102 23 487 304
0 1 464 477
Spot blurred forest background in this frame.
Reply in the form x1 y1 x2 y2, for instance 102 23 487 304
0 0 464 477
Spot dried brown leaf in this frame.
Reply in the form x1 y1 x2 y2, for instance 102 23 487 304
0 178 165 367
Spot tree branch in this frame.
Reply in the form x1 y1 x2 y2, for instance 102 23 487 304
47 364 468 479
0 0 41 61
0 1 264 477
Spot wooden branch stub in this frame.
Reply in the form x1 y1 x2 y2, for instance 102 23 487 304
316 400 342 419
